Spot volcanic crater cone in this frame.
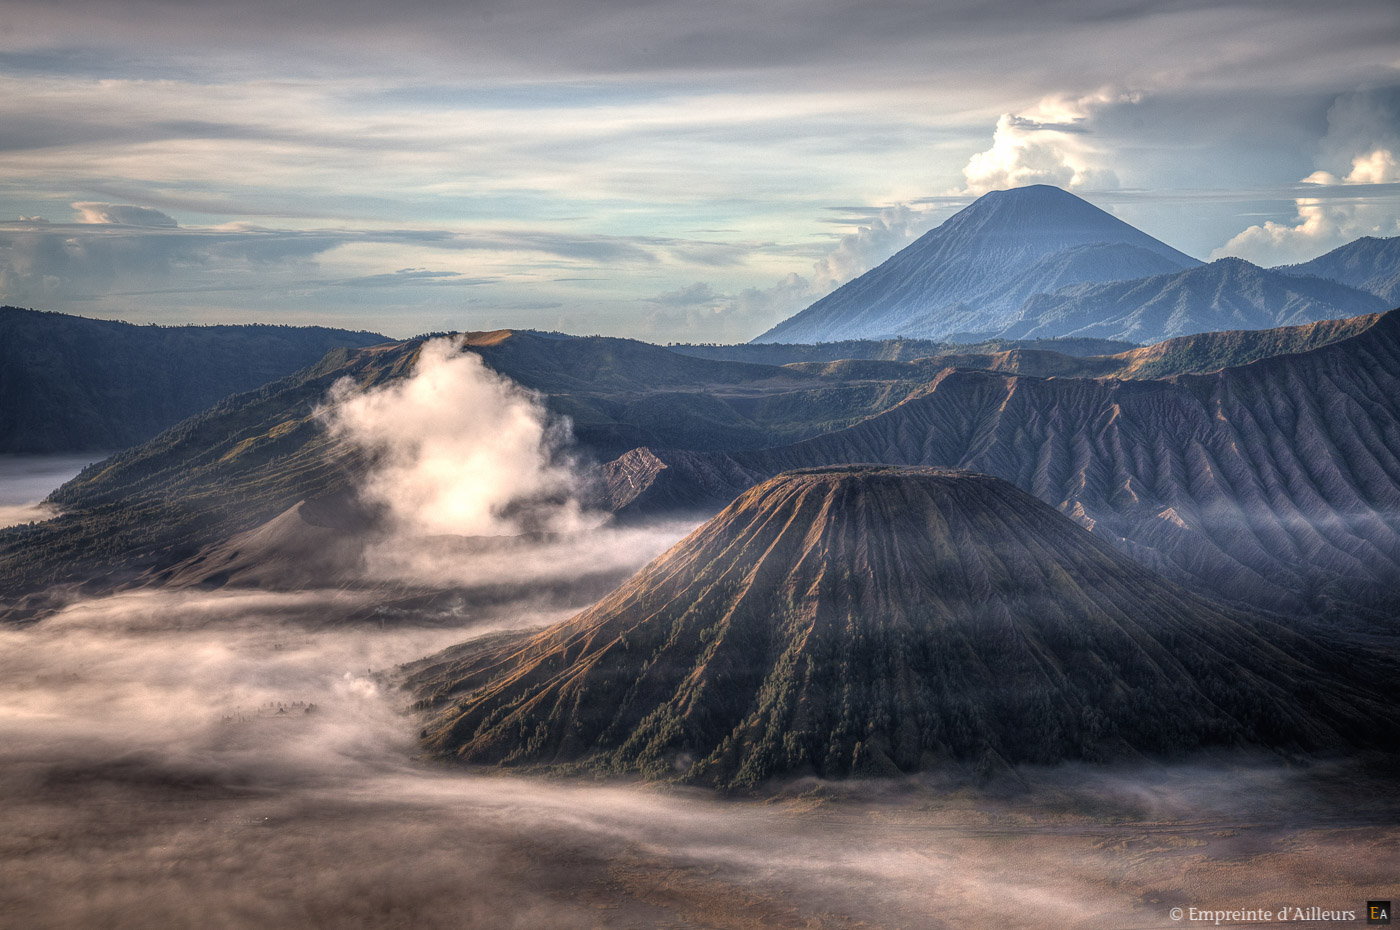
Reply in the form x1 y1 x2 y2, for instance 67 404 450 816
413 466 1383 789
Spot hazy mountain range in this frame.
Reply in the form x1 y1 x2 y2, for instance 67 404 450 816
607 311 1400 618
5 188 1394 458
998 256 1387 342
0 307 386 453
757 185 1393 345
1279 235 1400 304
7 308 1400 628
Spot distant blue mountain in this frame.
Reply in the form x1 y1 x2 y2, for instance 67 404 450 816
755 185 1200 343
997 258 1387 343
1276 236 1400 304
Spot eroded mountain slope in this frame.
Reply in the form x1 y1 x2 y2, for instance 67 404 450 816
609 311 1400 617
414 468 1388 789
8 312 1400 621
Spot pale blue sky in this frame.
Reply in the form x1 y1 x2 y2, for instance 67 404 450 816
1 0 1397 341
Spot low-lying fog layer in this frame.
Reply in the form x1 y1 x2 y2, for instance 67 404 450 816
5 342 1394 928
0 453 103 527
3 589 1396 930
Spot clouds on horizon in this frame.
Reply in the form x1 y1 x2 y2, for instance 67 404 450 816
637 203 956 342
71 202 180 228
0 0 1396 339
961 91 1137 195
0 206 768 312
1215 87 1400 265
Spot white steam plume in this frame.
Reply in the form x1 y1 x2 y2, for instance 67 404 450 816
961 90 1135 194
320 337 598 538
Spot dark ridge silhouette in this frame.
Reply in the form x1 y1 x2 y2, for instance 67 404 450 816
0 306 387 453
7 311 1400 621
668 334 1137 365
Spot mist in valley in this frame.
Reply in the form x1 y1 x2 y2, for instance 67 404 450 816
4 587 1396 930
0 454 103 528
3 338 1396 929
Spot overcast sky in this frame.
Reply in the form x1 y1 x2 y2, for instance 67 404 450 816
1 0 1397 341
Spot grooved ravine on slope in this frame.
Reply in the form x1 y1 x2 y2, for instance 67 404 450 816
412 467 1389 790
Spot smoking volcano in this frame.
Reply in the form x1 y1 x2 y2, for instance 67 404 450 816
412 466 1387 789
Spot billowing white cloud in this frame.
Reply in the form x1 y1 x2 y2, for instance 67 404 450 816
71 202 179 227
1213 154 1400 265
812 204 933 292
319 337 596 537
645 203 950 342
643 272 815 343
961 91 1135 194
1214 89 1400 265
701 90 1146 342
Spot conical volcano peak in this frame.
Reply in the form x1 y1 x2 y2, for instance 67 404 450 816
693 464 1112 614
722 463 1005 522
944 184 1131 230
756 185 1200 344
414 467 1386 790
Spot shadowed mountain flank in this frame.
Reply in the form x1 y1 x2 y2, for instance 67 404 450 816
754 186 1384 348
8 311 1400 621
1279 236 1400 304
668 335 1138 365
608 311 1400 617
1089 312 1387 380
999 258 1386 344
0 341 423 611
0 307 387 453
413 467 1385 790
